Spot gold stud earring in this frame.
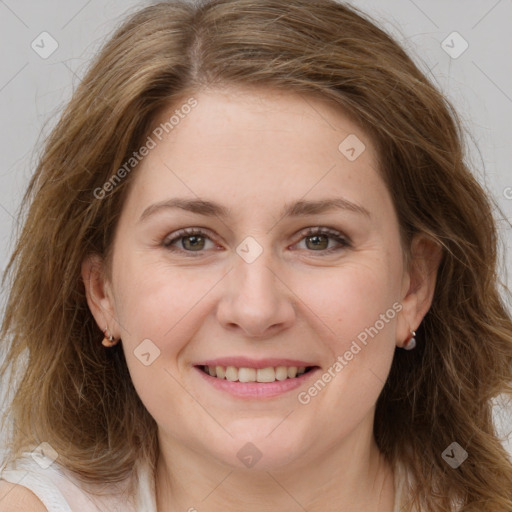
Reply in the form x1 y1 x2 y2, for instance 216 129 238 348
102 328 118 347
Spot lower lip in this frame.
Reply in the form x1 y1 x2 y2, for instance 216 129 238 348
194 366 320 399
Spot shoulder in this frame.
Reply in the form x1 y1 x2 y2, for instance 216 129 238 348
0 453 148 512
0 453 72 512
0 480 48 511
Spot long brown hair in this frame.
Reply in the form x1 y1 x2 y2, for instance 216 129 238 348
1 1 511 509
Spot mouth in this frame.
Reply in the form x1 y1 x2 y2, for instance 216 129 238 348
193 359 321 399
197 364 316 382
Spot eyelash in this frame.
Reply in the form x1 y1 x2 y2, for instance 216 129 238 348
162 226 351 257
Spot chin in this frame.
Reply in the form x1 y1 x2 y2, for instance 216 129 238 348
217 422 310 471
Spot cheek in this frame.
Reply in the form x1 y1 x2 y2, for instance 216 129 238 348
111 259 217 419
301 257 401 339
293 258 401 400
112 251 218 343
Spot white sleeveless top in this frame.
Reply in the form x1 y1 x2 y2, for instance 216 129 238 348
0 452 156 511
0 452 408 511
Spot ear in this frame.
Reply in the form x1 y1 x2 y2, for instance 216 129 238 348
81 254 120 338
396 234 443 347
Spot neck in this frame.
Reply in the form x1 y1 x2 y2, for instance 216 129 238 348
155 423 396 511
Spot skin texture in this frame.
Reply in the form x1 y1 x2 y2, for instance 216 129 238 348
0 481 49 512
83 86 441 511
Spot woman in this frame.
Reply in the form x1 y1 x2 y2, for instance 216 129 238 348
1 0 511 510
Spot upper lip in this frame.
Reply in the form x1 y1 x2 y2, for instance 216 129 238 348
194 357 318 369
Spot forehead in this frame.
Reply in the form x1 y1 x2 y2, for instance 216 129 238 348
122 87 392 224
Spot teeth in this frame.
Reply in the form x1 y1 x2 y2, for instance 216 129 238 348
275 366 288 381
238 367 257 382
256 367 276 383
202 365 310 382
225 366 238 381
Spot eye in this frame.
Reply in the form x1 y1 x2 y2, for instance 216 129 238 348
163 228 218 254
162 226 350 257
293 227 351 255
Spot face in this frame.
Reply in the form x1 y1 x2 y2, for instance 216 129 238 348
85 86 426 472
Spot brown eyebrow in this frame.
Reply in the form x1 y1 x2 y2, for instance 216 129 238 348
139 197 370 222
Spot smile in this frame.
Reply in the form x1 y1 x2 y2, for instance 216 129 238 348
194 359 321 399
200 365 314 382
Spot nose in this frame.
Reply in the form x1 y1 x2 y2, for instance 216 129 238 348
216 248 297 339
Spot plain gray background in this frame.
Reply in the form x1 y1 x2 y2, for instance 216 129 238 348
0 0 511 454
